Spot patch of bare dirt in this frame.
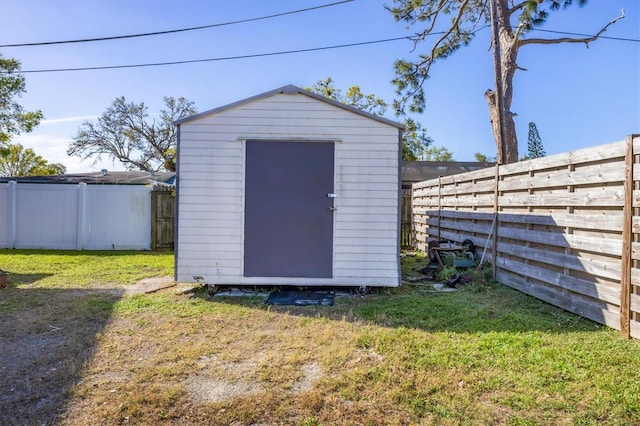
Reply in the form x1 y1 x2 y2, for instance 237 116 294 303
1 278 345 424
123 276 176 295
0 289 122 426
0 276 180 425
185 377 263 404
184 353 324 404
291 362 323 393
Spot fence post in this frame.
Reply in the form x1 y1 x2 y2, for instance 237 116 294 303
8 181 16 249
491 164 499 279
620 135 634 338
151 188 157 251
76 183 87 250
437 176 442 241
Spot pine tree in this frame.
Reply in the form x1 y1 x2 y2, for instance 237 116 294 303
388 1 624 164
527 122 546 159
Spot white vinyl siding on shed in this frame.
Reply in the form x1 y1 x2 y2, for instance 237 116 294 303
177 90 401 286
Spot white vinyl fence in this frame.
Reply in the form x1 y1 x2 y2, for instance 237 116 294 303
0 182 151 250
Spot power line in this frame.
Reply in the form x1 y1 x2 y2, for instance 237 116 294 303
15 37 411 74
532 28 639 43
6 24 637 75
0 0 354 48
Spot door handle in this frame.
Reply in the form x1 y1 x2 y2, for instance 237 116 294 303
328 207 337 211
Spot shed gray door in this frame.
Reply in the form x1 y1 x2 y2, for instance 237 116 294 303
244 141 334 278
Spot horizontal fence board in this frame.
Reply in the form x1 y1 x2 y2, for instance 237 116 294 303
498 191 624 207
438 167 497 185
498 241 622 283
437 181 496 195
632 323 640 340
630 242 640 261
428 218 494 236
631 293 640 314
498 212 624 232
411 137 640 338
499 141 626 174
498 163 625 191
496 226 622 256
427 210 623 232
497 269 620 329
439 195 496 208
497 256 620 305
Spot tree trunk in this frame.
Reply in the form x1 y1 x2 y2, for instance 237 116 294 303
484 88 501 161
500 38 519 164
486 0 519 164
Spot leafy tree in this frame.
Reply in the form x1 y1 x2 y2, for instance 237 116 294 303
305 77 433 160
474 152 497 162
68 96 196 172
388 0 624 164
307 77 387 116
402 117 432 160
525 121 546 159
422 145 455 161
474 152 488 162
0 54 43 145
0 143 66 177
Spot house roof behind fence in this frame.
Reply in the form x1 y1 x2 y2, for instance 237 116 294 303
402 161 494 187
0 171 176 185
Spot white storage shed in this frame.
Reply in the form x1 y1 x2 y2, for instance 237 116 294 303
174 85 403 288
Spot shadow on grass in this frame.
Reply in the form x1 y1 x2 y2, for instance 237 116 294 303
1 271 53 286
0 287 123 426
0 249 164 257
199 281 603 336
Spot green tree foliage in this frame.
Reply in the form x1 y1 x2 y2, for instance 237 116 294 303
474 152 497 163
305 77 433 160
0 143 66 177
68 96 196 172
401 117 433 161
422 145 455 161
525 121 546 159
0 54 43 145
474 152 488 162
388 0 623 164
307 77 387 116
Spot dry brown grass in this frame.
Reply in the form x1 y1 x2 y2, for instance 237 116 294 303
2 250 640 425
50 293 403 426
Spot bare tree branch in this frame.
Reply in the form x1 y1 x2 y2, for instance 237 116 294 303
520 10 625 47
508 1 530 18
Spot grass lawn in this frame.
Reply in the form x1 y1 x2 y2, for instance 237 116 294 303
0 250 639 425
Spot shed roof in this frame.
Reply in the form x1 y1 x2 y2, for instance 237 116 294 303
175 84 405 129
0 171 176 185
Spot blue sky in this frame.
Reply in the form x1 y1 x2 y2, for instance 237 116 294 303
1 0 638 172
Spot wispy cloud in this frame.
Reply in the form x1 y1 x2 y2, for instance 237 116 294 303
41 115 98 125
13 132 121 173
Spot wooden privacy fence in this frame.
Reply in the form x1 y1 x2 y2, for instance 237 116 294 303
401 189 413 248
151 187 175 251
412 135 640 339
